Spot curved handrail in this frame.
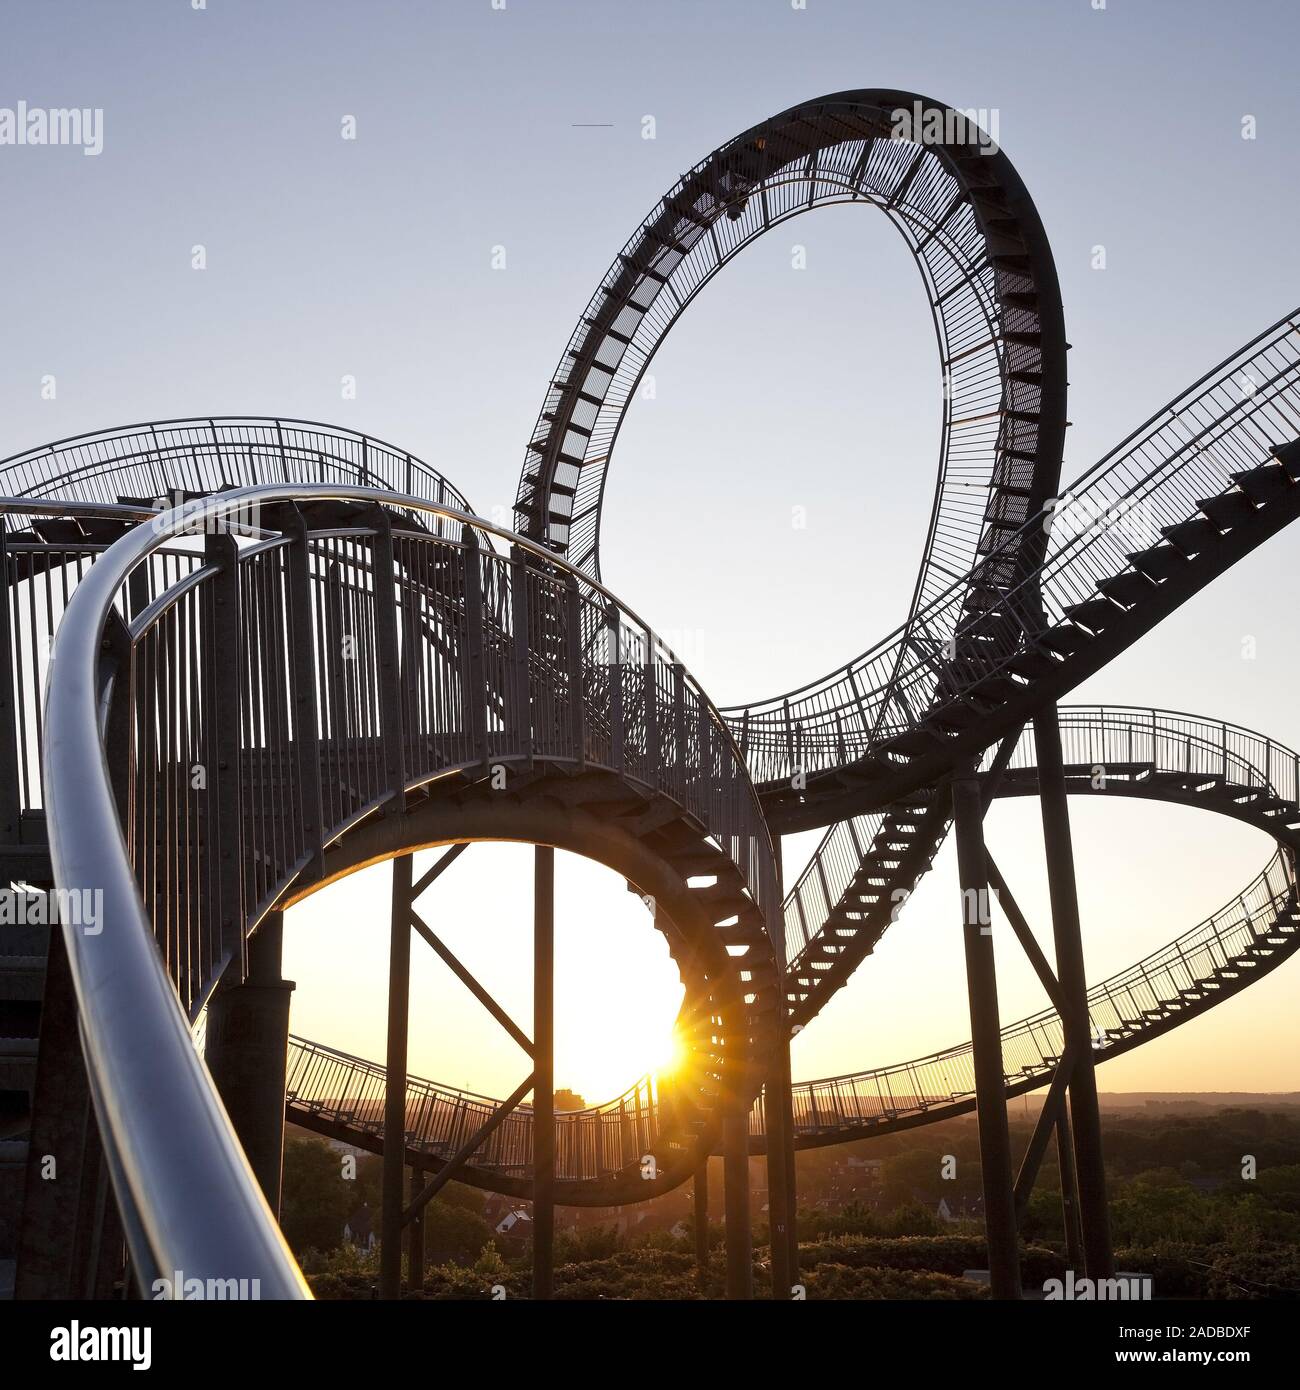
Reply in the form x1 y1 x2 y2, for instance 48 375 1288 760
43 514 309 1297
44 481 779 1288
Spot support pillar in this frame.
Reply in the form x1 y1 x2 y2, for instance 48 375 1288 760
1055 1104 1084 1270
407 1167 425 1292
204 911 295 1214
380 857 412 1299
951 773 1021 1299
722 1112 752 1300
15 923 123 1299
532 846 555 1301
764 1040 797 1299
1034 705 1113 1279
771 833 800 1289
692 1160 709 1273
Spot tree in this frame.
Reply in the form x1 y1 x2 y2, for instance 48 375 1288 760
280 1135 357 1255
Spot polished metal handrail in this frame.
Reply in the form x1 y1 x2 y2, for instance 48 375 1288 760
44 482 778 1289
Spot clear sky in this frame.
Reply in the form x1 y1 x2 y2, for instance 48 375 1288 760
3 0 1298 1104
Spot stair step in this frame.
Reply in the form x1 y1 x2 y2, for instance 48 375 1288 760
1271 438 1300 480
1126 543 1189 582
1097 570 1158 607
1062 598 1122 634
1230 461 1293 505
0 1141 28 1275
967 673 1021 704
1197 491 1257 530
1006 649 1060 680
1038 625 1090 657
1160 516 1220 556
0 920 50 960
877 728 945 759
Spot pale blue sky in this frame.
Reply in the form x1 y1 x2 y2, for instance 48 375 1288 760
3 0 1298 1101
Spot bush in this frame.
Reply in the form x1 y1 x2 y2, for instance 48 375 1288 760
795 1234 1064 1284
805 1263 988 1300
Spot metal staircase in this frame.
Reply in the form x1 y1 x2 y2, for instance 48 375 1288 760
731 313 1300 831
273 704 1300 1181
786 848 1298 1144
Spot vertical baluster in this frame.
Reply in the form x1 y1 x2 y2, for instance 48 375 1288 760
460 526 488 769
606 603 623 775
370 508 406 814
204 532 246 979
510 547 534 771
283 509 324 882
566 574 585 770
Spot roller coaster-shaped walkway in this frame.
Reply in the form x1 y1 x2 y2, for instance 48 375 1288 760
280 706 1300 1188
1 90 1297 1300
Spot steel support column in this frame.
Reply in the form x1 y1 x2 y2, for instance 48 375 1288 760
771 834 799 1290
380 855 413 1299
1033 704 1113 1279
14 925 120 1299
722 1112 752 1299
1056 1103 1085 1270
951 773 1021 1299
692 1160 709 1273
204 912 295 1214
407 1167 425 1293
764 1039 797 1299
532 845 555 1300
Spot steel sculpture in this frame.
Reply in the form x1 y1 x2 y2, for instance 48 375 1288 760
1 92 1297 1303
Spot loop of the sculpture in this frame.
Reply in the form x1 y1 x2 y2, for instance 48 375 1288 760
515 89 1067 648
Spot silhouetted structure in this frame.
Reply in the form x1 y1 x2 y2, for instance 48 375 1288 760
1 92 1299 1302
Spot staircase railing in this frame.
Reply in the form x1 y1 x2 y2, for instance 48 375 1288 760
726 311 1300 785
0 417 472 518
780 704 1300 1001
286 1035 665 1185
286 838 1298 1156
782 846 1295 1136
44 483 777 1291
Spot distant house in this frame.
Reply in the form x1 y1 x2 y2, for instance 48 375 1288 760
344 1203 376 1251
495 1208 533 1238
